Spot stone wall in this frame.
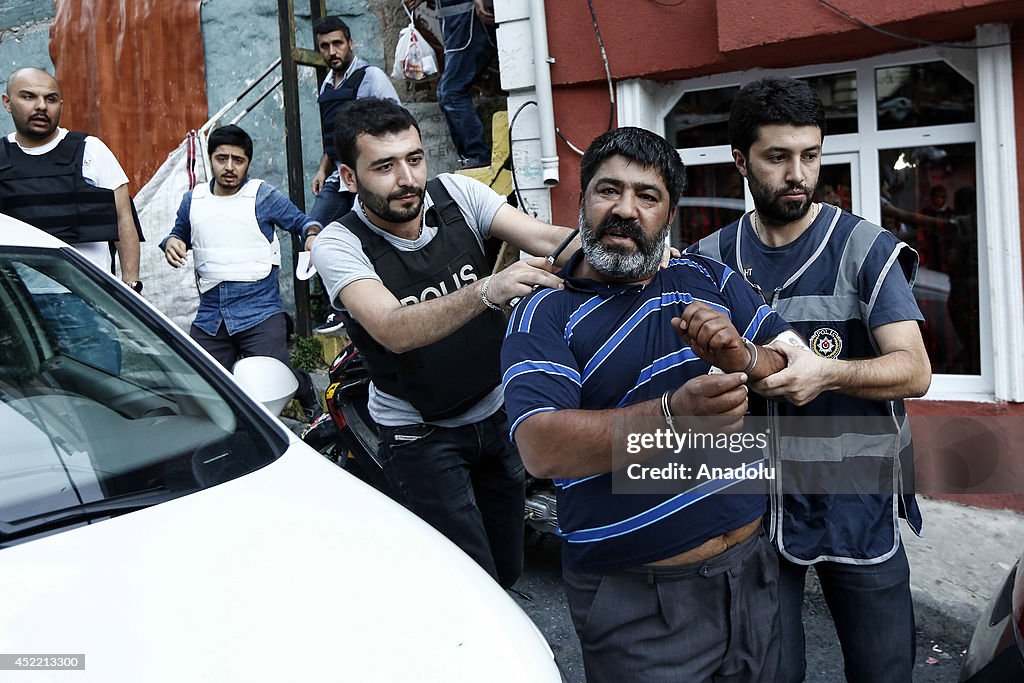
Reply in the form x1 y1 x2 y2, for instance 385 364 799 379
199 0 471 207
0 7 53 89
0 0 51 33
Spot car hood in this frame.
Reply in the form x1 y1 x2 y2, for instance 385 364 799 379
0 439 558 682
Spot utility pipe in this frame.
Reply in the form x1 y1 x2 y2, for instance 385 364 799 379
199 58 283 133
527 0 559 186
229 79 284 125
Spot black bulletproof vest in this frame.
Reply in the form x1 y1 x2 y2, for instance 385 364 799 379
338 178 505 421
0 132 120 243
319 66 369 163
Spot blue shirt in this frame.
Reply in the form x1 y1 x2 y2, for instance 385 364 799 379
501 251 790 572
161 179 319 336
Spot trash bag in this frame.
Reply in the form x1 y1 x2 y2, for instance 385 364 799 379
392 6 438 81
134 130 207 330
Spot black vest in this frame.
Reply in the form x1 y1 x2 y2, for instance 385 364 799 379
338 178 505 421
0 131 120 243
319 66 369 163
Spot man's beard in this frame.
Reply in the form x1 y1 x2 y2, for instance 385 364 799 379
747 164 816 225
359 184 425 224
331 53 354 75
214 173 242 192
19 113 57 140
580 209 669 281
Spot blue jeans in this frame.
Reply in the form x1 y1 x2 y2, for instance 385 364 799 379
308 171 355 226
377 408 525 587
308 172 354 321
437 11 494 164
778 542 916 682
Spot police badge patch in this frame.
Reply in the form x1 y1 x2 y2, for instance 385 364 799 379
809 327 843 359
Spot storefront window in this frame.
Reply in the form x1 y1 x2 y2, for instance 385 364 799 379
639 32 1019 396
814 163 853 211
802 71 858 135
663 86 739 149
878 144 978 374
876 61 975 130
672 163 745 248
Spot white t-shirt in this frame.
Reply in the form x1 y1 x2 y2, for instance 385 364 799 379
6 127 129 271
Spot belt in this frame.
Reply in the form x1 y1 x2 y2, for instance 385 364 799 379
644 517 762 567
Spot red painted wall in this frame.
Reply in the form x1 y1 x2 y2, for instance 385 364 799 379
543 1 1024 233
549 85 606 226
545 0 1024 83
909 401 1024 512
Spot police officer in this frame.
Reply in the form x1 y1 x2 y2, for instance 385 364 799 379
311 98 572 587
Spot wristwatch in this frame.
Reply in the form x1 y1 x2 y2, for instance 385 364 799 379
125 280 144 294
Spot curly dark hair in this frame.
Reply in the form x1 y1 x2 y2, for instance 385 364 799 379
579 127 687 208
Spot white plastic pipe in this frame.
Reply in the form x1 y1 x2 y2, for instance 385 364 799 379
528 0 559 186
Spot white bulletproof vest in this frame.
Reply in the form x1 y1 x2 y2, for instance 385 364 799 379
190 178 281 293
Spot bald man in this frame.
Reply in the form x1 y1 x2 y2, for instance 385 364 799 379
0 67 141 289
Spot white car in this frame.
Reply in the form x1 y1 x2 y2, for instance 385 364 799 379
0 215 561 682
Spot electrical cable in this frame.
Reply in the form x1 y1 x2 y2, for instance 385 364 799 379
816 0 1013 50
586 0 616 133
508 100 538 213
515 1 663 169
555 128 586 156
552 0 616 157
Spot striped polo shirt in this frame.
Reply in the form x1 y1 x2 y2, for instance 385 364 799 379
501 251 790 572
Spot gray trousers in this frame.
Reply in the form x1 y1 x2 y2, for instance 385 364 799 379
563 531 780 683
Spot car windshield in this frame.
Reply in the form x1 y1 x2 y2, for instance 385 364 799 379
0 247 284 546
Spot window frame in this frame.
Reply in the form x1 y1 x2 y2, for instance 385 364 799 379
616 24 1023 402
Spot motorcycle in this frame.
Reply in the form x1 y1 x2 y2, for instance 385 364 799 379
301 337 560 538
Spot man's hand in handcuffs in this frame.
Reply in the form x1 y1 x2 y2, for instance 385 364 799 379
672 302 752 373
668 373 749 434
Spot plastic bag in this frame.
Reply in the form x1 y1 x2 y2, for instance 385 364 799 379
392 7 438 81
